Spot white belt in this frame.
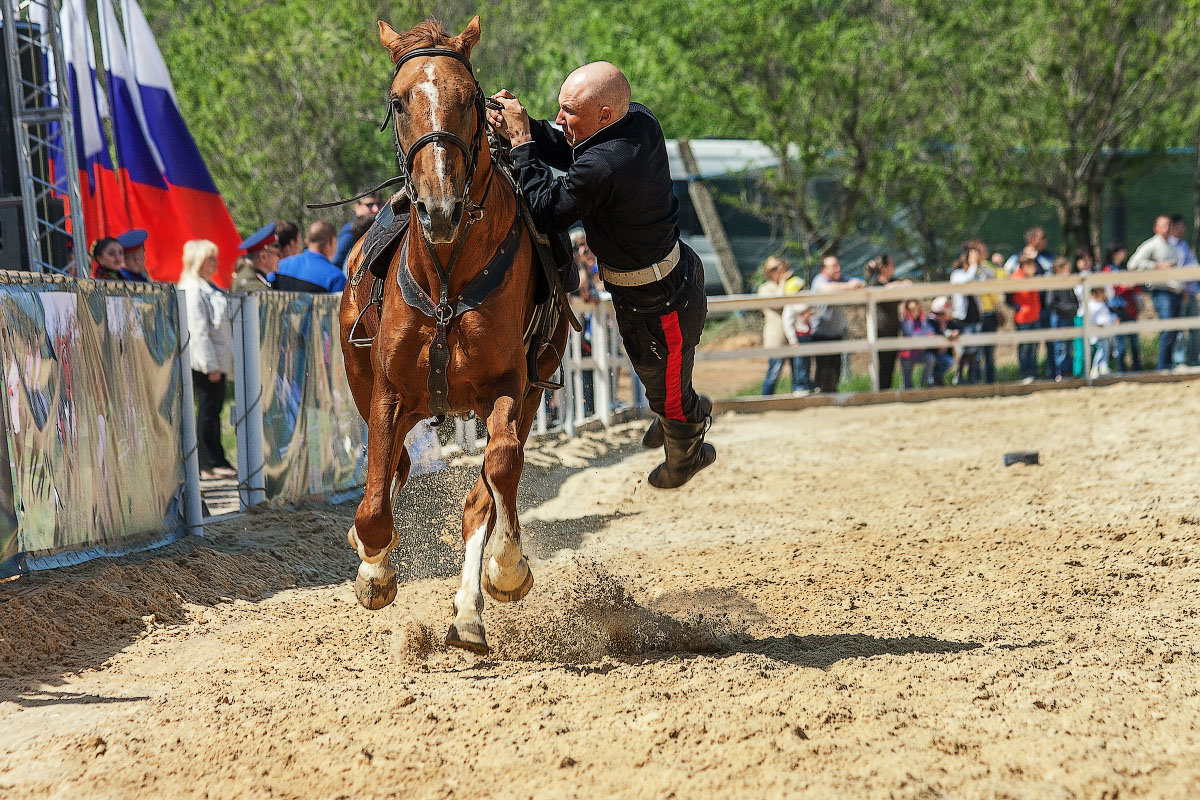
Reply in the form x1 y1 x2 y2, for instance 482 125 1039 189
599 241 681 287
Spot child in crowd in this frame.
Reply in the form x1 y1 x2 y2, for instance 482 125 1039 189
899 299 931 389
781 300 814 395
1045 256 1078 381
1087 286 1118 377
927 296 961 385
1007 257 1042 383
1102 243 1142 372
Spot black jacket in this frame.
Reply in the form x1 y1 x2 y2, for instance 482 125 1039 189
510 103 680 273
1046 287 1079 318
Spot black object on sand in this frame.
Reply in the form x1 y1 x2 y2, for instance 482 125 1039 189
1003 451 1040 467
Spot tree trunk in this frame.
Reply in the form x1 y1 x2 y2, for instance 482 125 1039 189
1061 200 1091 261
677 138 743 294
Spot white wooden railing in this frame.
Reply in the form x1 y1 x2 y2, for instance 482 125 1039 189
697 266 1200 391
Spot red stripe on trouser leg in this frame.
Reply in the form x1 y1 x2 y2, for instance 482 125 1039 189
660 311 685 421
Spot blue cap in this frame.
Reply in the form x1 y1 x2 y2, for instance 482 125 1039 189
116 228 148 250
240 222 277 254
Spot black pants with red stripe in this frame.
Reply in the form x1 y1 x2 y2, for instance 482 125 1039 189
610 244 708 424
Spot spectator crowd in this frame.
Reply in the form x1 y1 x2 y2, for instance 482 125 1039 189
756 216 1200 394
83 190 381 479
79 199 1200 457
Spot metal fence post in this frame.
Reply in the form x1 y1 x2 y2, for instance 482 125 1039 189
174 288 204 534
232 297 249 507
570 326 586 423
866 291 880 392
535 394 548 435
1081 274 1095 386
592 304 612 425
562 331 578 436
232 295 266 508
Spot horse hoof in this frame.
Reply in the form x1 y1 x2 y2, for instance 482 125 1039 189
445 621 489 655
354 561 397 610
483 556 533 603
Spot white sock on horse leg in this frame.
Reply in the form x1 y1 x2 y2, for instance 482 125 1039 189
454 522 487 622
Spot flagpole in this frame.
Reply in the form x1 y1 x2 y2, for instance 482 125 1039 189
95 0 133 224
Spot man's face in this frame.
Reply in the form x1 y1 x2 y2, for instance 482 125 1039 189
354 196 382 217
1171 220 1186 240
125 246 147 274
1031 229 1047 251
1154 216 1171 237
254 246 280 276
555 82 607 147
823 258 841 279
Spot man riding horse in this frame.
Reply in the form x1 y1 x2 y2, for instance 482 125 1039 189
489 63 717 489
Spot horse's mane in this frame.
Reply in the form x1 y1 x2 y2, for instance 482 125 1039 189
391 18 466 56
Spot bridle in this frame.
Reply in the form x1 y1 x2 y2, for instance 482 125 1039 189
381 47 495 233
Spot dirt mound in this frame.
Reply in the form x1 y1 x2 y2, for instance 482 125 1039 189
0 502 358 681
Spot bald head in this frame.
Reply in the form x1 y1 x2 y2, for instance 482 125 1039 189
306 220 337 259
556 61 631 147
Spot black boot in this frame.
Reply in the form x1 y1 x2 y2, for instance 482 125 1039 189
647 418 716 489
642 417 664 449
642 395 710 450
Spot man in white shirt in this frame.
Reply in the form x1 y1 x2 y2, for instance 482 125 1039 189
1128 214 1183 371
809 256 864 392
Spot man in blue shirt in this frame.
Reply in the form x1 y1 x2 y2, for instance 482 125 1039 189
274 221 347 293
333 192 382 270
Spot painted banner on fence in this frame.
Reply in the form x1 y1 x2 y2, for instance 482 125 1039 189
256 292 366 500
0 273 186 576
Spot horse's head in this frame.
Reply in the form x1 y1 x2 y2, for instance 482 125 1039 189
379 17 483 244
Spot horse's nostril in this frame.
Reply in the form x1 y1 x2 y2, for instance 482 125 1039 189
414 201 431 226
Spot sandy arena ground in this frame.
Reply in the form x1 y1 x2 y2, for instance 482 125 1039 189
2 380 1199 799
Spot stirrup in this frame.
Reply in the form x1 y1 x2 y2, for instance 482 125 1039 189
348 278 384 348
528 339 565 391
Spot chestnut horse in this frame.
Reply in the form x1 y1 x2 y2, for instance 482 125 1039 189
339 16 568 655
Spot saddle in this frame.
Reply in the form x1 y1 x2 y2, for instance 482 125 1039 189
346 147 581 418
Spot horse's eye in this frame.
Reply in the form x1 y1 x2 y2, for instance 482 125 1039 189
391 96 407 115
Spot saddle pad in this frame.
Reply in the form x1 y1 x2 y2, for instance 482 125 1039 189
362 196 411 280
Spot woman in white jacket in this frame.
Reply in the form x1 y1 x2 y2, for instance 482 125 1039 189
178 239 236 480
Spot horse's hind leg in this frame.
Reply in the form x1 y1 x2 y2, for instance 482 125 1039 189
446 390 527 655
481 389 539 604
481 320 568 603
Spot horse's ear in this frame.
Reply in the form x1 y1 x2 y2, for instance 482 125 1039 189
378 20 404 63
458 16 481 58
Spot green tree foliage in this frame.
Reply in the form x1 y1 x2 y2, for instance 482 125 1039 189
948 0 1200 257
138 0 1200 264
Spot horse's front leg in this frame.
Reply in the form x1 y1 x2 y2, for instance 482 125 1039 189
349 379 417 610
446 383 528 655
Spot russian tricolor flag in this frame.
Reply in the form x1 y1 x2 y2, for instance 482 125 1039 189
57 0 129 250
99 0 239 285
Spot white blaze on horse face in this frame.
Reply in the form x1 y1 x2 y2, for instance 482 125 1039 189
417 62 453 214
454 522 487 624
